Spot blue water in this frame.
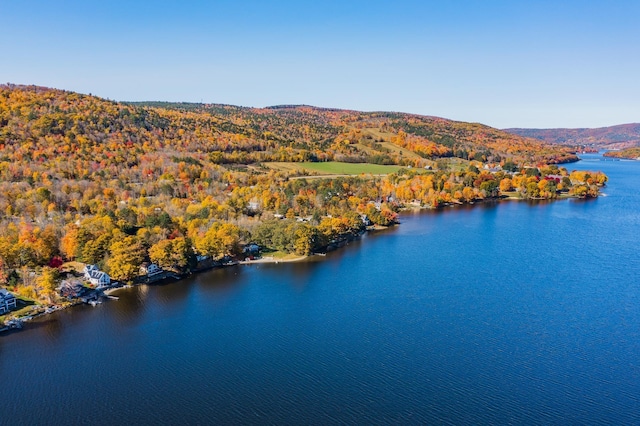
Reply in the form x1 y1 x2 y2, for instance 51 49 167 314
1 154 639 424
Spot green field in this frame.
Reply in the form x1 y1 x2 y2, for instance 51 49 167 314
265 161 405 176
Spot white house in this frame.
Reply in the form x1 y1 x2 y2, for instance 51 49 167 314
83 265 111 288
83 264 99 280
88 271 110 288
140 263 163 276
0 289 17 315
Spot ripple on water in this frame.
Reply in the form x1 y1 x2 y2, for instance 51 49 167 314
2 155 640 424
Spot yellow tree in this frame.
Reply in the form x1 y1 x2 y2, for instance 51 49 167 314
499 177 513 192
107 236 145 282
292 224 317 256
36 266 59 303
462 187 475 202
149 237 191 271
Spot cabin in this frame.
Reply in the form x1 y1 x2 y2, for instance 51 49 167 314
243 243 260 255
140 263 163 277
0 289 17 315
194 254 215 271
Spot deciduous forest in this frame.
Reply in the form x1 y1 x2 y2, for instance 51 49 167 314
0 85 606 306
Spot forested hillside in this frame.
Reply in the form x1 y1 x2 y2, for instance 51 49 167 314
130 101 580 165
0 84 603 306
603 147 640 160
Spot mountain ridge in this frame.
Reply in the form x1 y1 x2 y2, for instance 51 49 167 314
504 123 640 149
1 83 579 166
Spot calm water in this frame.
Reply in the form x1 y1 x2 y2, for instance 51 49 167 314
2 154 640 425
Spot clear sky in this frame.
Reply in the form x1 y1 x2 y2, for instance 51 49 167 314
1 0 638 128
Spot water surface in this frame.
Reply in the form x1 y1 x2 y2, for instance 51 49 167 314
2 154 639 424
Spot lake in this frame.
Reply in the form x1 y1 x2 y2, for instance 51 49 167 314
1 154 639 424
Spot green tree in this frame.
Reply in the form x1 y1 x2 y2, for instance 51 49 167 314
292 224 318 256
526 181 541 198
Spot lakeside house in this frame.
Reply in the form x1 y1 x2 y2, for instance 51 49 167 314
194 254 215 271
0 289 17 315
140 263 163 277
139 262 168 283
83 264 111 288
59 279 86 299
243 243 260 256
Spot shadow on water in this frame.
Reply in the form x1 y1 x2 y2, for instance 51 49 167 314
282 261 323 290
152 277 193 306
194 265 248 298
108 286 147 326
32 316 64 338
568 196 599 204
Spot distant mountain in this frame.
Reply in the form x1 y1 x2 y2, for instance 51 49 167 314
504 123 640 150
0 84 579 173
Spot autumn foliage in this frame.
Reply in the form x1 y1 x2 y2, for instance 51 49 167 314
0 85 604 302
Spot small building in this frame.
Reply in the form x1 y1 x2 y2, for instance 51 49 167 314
0 289 17 315
140 263 163 277
194 254 215 271
243 243 260 255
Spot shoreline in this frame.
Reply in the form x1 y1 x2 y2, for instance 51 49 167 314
398 191 597 213
0 191 602 334
239 255 307 265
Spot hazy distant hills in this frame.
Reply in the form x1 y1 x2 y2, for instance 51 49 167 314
504 123 640 149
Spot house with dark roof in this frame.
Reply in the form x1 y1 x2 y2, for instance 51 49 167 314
0 289 17 315
140 263 163 277
83 264 111 288
59 279 86 299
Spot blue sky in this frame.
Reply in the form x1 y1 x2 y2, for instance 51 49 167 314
1 0 638 128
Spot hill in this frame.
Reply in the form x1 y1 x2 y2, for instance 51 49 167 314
128 101 579 165
603 147 640 160
504 123 640 150
0 84 604 306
